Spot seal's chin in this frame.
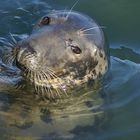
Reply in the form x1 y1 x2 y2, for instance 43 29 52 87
21 67 69 99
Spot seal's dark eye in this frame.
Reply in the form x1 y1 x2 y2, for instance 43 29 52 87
71 45 82 54
40 16 50 25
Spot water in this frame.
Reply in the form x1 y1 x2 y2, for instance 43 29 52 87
0 0 140 139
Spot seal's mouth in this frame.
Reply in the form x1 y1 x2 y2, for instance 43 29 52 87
15 49 69 99
23 67 70 99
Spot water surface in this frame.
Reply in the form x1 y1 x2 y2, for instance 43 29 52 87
0 0 140 140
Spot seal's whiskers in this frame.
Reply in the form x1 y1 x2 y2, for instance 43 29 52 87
3 54 14 64
2 46 18 64
34 72 39 93
46 67 58 77
81 26 106 32
46 67 69 97
24 68 30 80
0 37 15 48
47 72 62 98
46 67 62 83
41 71 52 85
30 69 34 81
82 33 96 36
34 73 39 93
77 26 105 37
45 68 69 98
9 32 17 45
41 71 62 99
55 88 62 98
36 72 45 97
66 0 79 20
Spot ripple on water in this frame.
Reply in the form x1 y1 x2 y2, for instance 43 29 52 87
0 0 140 139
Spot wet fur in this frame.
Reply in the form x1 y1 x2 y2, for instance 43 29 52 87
14 10 109 100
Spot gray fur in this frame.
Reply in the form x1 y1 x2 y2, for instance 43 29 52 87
15 10 109 99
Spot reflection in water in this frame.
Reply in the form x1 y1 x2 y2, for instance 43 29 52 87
110 46 140 63
0 0 140 139
0 77 109 139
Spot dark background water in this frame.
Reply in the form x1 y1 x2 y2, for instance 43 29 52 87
0 0 140 140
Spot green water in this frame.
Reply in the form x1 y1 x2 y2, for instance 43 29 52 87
0 0 140 140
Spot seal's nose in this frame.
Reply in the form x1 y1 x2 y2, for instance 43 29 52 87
15 46 27 70
15 40 38 71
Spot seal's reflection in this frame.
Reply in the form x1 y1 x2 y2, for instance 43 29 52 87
0 82 108 139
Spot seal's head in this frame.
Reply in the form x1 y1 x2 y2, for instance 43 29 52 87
15 10 109 99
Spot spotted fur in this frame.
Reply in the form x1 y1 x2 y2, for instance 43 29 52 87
15 10 109 100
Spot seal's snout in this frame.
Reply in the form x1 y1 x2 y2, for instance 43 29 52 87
16 42 40 71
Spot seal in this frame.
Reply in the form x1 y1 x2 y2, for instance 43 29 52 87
14 10 109 100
